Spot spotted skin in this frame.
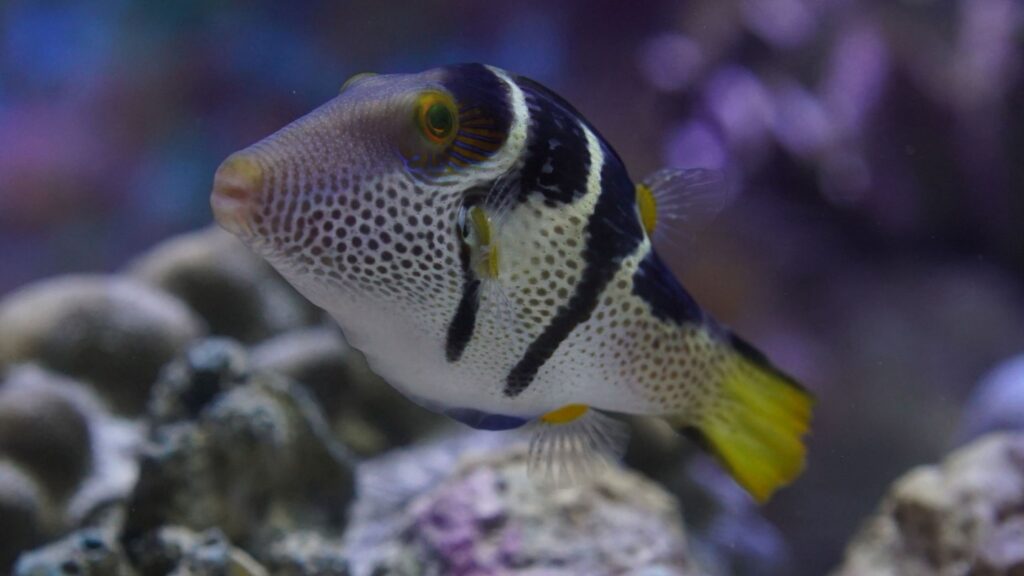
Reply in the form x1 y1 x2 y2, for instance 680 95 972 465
230 63 726 415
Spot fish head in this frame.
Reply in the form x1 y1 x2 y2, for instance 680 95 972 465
210 64 523 315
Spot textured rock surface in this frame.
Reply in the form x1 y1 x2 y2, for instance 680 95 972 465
261 532 350 576
833 433 1024 576
0 275 205 412
251 327 443 455
127 526 268 576
15 527 136 576
345 432 702 576
0 364 140 571
124 338 355 546
128 226 321 344
0 460 49 571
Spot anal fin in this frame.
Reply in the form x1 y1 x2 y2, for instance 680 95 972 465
527 405 630 488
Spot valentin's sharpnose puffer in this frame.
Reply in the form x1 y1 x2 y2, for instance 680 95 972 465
211 63 813 502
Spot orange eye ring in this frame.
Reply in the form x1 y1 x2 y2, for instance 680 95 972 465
415 92 458 146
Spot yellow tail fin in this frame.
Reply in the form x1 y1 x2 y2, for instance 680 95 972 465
670 334 814 503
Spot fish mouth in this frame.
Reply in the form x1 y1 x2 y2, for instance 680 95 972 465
210 153 263 237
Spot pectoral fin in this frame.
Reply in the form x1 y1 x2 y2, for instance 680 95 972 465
637 167 732 249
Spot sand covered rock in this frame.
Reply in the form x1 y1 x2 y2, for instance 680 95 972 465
0 275 204 413
344 432 703 576
128 227 321 344
833 433 1024 576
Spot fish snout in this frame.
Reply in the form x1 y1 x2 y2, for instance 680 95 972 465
211 153 263 236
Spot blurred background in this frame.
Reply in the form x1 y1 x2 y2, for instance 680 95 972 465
1 1 1022 574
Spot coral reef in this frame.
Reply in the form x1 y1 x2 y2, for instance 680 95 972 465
833 433 1024 576
124 337 356 546
0 276 204 412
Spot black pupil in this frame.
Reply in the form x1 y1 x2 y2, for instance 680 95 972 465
427 103 452 136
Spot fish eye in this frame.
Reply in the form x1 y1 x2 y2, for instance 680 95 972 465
426 104 453 138
415 92 457 145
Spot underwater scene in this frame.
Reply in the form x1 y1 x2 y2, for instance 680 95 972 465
1 1 1023 575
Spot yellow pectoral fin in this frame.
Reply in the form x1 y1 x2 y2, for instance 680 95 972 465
636 183 658 236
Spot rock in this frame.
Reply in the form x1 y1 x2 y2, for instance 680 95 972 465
0 275 205 413
0 460 48 573
261 532 350 576
250 327 443 455
128 226 321 344
974 517 1024 575
249 327 356 416
14 527 135 576
64 413 141 529
124 339 355 547
960 354 1024 443
0 365 142 571
0 365 94 499
832 433 1024 576
148 338 251 425
127 526 267 576
344 432 703 576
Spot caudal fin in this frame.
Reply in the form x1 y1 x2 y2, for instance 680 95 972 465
667 333 814 503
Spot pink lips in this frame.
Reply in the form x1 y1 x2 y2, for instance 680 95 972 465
210 153 263 236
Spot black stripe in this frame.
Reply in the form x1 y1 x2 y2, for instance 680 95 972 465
504 143 645 396
514 76 591 206
445 241 482 362
631 250 703 326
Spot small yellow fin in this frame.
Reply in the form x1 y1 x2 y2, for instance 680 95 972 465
671 337 814 503
541 403 589 424
636 183 658 236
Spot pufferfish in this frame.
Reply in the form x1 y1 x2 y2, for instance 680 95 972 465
210 64 813 502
